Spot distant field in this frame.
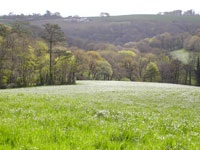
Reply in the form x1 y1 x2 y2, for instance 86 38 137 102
170 49 191 64
2 14 200 46
90 14 200 23
0 14 196 32
0 81 200 149
170 49 200 64
3 14 200 24
31 14 200 24
28 14 200 27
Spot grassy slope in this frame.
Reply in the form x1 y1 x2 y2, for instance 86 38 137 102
170 49 200 64
28 15 200 28
170 49 191 64
90 14 200 23
0 81 200 149
2 14 200 24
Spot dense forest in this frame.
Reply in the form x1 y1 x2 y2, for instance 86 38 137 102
1 11 200 88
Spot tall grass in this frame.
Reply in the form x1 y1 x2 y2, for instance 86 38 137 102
0 81 200 149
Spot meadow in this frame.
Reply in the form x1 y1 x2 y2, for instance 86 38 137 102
170 49 200 64
0 81 200 149
170 49 191 64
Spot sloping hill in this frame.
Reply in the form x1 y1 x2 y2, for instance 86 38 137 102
2 14 200 45
31 15 200 45
170 49 200 64
91 14 200 23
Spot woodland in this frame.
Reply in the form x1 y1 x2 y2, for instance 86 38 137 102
1 10 200 88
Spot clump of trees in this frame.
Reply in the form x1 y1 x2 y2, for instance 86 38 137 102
1 20 200 89
159 9 198 16
0 22 75 88
0 10 62 21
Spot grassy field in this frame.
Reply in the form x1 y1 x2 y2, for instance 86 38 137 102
0 81 200 149
90 14 200 23
170 49 191 64
170 49 200 64
2 14 200 24
28 14 200 30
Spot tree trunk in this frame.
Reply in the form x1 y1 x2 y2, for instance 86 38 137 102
189 68 192 85
185 70 188 85
49 41 53 84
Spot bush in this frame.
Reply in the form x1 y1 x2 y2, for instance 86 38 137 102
7 83 18 88
0 76 8 89
16 77 23 87
120 78 131 81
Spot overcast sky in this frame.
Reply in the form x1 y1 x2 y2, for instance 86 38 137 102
0 0 200 17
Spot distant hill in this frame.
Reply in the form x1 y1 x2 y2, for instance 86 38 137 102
1 14 200 46
31 14 200 46
91 14 200 23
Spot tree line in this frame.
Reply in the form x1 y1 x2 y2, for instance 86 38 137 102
0 22 200 89
159 9 199 16
0 10 62 21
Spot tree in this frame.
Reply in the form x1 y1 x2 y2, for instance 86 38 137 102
54 50 75 84
118 50 138 81
184 36 200 52
95 61 113 80
100 12 110 17
73 50 89 80
170 59 182 84
42 24 65 84
44 10 52 17
145 62 160 82
0 24 11 88
87 51 104 79
195 57 200 86
34 41 49 85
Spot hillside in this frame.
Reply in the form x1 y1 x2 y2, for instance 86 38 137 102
0 81 200 149
1 14 200 88
91 14 200 23
1 14 200 46
30 15 200 45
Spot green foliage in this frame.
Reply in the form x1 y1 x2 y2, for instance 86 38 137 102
145 62 160 82
1 16 200 87
87 51 104 61
195 57 200 86
0 24 10 37
43 23 65 43
0 76 8 88
42 23 66 85
95 61 113 80
16 77 23 87
184 36 200 52
119 50 136 57
0 36 3 43
120 77 131 81
54 51 76 84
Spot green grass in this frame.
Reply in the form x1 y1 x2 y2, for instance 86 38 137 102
0 81 200 149
3 14 200 24
90 14 200 23
28 14 200 29
170 49 191 64
170 49 200 64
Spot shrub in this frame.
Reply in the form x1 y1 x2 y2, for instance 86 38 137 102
7 83 18 88
120 78 131 81
0 76 8 89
